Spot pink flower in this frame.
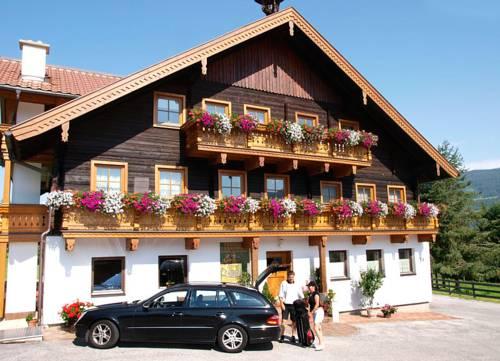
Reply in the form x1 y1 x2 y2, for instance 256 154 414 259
79 191 104 212
200 112 215 128
268 199 284 220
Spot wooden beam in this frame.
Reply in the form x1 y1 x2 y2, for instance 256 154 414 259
277 159 298 173
418 234 436 243
65 238 76 252
309 236 328 292
185 237 200 250
0 241 7 319
352 235 371 245
245 156 265 171
126 238 140 251
242 237 260 283
390 234 409 243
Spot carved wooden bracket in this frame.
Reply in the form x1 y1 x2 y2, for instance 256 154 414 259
220 153 227 164
242 237 260 250
362 90 368 105
436 163 441 177
61 122 70 142
418 234 436 243
245 156 265 171
352 235 371 245
126 238 140 251
185 237 200 250
390 234 409 243
309 236 327 248
201 57 208 75
289 20 294 36
324 163 330 173
65 238 76 252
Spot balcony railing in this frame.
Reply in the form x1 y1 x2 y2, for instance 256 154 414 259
61 209 437 236
0 204 49 241
183 122 372 166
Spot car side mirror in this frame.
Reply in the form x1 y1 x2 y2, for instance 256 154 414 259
142 301 151 309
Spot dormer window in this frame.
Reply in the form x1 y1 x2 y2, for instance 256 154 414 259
154 92 185 127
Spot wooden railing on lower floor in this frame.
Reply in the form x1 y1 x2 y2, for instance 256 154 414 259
0 204 49 241
61 209 438 237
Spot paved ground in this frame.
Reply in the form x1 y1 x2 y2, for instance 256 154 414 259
1 295 499 361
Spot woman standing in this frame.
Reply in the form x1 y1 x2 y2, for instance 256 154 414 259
307 281 324 351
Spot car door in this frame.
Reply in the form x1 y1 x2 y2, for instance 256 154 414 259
132 288 189 342
181 288 231 343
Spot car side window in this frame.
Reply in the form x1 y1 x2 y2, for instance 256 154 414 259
229 291 267 307
152 290 187 308
189 289 231 308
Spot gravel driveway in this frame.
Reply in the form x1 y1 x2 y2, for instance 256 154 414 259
1 295 499 361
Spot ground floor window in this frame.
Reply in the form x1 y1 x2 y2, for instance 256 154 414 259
329 250 349 279
398 248 415 275
220 242 250 283
159 255 187 287
366 249 384 275
91 257 125 295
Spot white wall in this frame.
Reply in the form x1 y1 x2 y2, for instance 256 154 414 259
11 162 41 204
326 235 432 312
5 242 38 315
16 102 45 124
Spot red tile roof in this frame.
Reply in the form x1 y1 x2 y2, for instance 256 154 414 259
0 57 121 96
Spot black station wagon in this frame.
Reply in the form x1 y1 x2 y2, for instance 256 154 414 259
75 265 285 353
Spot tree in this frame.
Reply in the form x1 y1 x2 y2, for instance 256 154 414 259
357 269 383 308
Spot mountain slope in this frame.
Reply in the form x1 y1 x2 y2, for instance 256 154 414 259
465 168 500 206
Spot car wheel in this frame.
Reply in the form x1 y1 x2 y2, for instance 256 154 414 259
218 324 248 353
88 320 119 349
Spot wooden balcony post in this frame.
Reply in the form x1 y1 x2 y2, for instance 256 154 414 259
309 236 328 292
1 135 11 205
242 237 260 283
0 240 7 319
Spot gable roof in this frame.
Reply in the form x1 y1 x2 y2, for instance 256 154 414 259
0 57 121 96
8 7 458 178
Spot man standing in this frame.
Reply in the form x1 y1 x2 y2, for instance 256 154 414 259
279 270 304 343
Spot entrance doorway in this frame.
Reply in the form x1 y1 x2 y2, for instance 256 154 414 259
265 251 292 297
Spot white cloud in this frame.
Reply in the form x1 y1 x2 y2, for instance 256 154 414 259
466 159 500 170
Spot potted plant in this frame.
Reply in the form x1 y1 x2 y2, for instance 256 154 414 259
25 312 37 327
381 304 397 318
357 268 383 317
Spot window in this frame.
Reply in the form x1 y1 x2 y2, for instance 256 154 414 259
366 250 384 274
220 242 249 283
265 174 289 198
151 290 188 308
189 289 230 308
329 250 349 279
321 181 342 203
219 170 246 198
154 92 185 127
155 166 187 198
295 112 318 127
388 185 406 203
202 98 231 116
244 104 270 124
339 119 360 130
399 249 415 275
229 291 267 307
356 183 376 202
92 257 125 295
159 256 188 287
91 160 128 192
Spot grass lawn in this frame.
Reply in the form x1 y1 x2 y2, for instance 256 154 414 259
433 290 500 304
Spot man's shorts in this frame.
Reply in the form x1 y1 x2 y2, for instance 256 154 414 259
282 303 296 322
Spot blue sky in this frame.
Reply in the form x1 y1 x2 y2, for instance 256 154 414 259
1 0 499 170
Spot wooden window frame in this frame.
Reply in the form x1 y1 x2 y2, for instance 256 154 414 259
264 174 290 199
155 165 188 197
218 169 247 199
398 248 416 276
158 255 188 288
295 112 319 127
202 98 232 116
329 250 350 280
320 181 343 203
355 183 377 202
243 104 271 124
91 257 125 296
366 249 385 276
90 160 128 192
153 92 186 128
387 185 407 203
338 119 360 130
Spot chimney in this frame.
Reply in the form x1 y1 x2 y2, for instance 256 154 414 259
19 39 50 82
254 0 284 16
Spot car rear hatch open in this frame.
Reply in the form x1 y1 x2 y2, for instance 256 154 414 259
254 264 289 289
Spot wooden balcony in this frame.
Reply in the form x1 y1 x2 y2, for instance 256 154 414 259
183 122 372 170
61 209 437 240
0 204 49 242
